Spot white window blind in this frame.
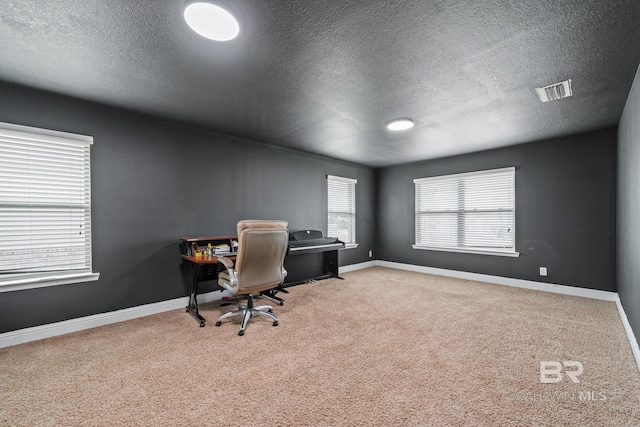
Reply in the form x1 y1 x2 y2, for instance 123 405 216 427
413 167 517 256
0 122 95 286
327 175 356 244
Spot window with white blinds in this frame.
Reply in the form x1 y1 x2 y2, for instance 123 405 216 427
0 122 98 289
413 167 518 256
327 175 356 245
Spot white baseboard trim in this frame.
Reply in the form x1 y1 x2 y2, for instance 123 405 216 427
340 260 377 274
3 261 638 374
615 296 640 373
375 260 618 301
376 260 639 374
0 289 230 349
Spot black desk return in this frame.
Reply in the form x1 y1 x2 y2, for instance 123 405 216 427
284 229 345 286
180 230 344 327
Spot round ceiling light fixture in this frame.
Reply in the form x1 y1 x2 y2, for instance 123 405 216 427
184 2 240 41
386 118 415 131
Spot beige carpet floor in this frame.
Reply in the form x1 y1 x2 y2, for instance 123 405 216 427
1 267 639 426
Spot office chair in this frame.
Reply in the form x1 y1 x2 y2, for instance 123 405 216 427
214 220 289 336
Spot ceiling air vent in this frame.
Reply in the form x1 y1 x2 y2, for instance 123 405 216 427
535 79 573 102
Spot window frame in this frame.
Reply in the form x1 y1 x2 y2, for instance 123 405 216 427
327 175 358 249
0 122 99 293
413 167 519 257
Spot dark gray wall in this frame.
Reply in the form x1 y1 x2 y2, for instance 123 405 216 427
377 128 617 291
0 82 375 333
618 66 640 344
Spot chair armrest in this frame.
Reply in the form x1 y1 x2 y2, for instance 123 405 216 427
216 255 234 269
216 255 238 293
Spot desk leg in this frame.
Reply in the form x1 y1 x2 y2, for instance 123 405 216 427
324 250 344 280
186 263 207 327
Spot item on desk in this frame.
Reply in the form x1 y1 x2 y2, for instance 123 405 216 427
214 244 231 254
206 243 213 256
191 242 203 257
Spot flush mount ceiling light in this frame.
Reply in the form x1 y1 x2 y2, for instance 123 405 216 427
535 79 573 102
387 118 415 131
184 2 239 41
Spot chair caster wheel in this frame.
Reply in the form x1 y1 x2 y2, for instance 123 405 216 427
273 321 279 327
279 301 284 306
238 330 245 336
199 323 205 328
268 308 273 313
215 321 221 327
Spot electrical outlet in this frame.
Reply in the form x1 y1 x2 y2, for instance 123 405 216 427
540 267 548 276
369 250 373 257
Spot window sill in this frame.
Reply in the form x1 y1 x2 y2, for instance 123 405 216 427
412 245 519 257
343 243 359 249
0 272 100 293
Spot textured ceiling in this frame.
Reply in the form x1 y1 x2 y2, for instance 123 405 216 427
0 0 639 167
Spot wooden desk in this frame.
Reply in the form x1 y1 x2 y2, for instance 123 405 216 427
181 254 234 264
181 254 237 327
180 234 343 326
180 236 238 327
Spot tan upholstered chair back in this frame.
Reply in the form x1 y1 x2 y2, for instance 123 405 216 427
234 220 289 295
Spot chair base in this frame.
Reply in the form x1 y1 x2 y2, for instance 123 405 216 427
260 286 288 306
215 294 279 336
